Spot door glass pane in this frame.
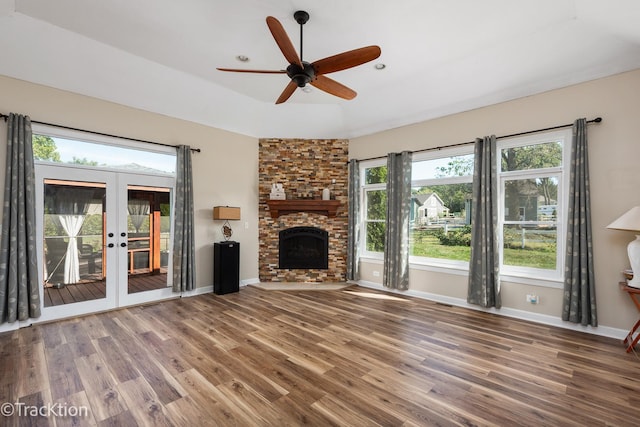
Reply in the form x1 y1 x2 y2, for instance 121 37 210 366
127 186 171 294
43 180 106 307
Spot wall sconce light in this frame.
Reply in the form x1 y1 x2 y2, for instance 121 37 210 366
213 206 241 241
607 206 640 288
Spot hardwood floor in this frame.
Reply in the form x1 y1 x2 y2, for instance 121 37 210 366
1 284 639 426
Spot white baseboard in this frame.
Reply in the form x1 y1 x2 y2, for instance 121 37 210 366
355 280 627 340
240 278 260 287
181 277 258 296
180 285 213 296
0 320 24 334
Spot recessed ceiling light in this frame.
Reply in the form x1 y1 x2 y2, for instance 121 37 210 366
236 55 250 62
374 63 386 70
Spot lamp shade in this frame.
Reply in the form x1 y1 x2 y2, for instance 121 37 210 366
213 206 241 220
608 206 640 288
607 206 640 232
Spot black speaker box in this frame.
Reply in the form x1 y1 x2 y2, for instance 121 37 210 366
213 241 240 295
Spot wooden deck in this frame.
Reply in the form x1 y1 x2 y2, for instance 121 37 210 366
43 273 168 307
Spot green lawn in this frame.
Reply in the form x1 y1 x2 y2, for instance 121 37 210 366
410 229 556 269
410 232 470 261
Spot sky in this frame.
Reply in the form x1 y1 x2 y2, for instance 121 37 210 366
50 137 176 174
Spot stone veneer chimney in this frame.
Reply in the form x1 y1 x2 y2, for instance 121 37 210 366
258 138 348 282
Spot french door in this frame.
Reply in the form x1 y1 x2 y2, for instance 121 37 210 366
35 164 175 322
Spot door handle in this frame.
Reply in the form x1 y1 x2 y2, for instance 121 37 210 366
120 242 127 248
108 243 114 248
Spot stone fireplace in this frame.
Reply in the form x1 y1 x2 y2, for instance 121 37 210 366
259 138 348 282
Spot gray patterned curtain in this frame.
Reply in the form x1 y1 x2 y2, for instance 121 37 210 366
562 118 596 326
383 151 412 290
467 135 501 308
346 160 360 281
0 113 41 323
172 145 196 292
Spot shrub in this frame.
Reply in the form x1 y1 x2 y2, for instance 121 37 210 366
435 225 471 246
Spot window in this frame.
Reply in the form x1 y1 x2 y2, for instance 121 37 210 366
357 128 570 287
497 130 570 282
361 162 387 256
410 148 474 266
32 127 176 174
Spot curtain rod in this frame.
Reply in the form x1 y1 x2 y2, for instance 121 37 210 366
0 113 201 153
351 117 602 163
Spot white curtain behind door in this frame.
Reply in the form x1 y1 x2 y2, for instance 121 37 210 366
49 187 93 284
128 198 150 233
58 214 86 283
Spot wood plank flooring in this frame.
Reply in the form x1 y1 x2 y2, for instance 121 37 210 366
1 284 639 426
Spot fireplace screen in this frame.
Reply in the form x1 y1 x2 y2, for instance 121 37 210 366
279 226 328 269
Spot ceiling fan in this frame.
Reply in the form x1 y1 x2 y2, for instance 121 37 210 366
217 10 381 104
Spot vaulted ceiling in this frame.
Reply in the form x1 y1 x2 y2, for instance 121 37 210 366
0 0 638 139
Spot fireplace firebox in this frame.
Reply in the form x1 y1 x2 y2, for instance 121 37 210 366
279 226 328 269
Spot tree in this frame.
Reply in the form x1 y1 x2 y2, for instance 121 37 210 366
32 135 61 162
70 157 100 166
501 142 562 220
430 156 474 216
365 165 387 184
435 157 473 178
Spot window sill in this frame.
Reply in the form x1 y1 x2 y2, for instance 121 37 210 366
359 255 563 288
500 273 563 289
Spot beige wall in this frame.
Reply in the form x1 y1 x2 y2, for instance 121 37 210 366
350 69 640 332
0 75 259 289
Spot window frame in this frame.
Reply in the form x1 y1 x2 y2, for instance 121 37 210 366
356 128 571 289
496 129 571 285
409 145 475 269
360 159 387 259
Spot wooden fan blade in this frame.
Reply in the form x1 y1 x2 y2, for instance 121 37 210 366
276 80 298 104
217 68 286 74
312 45 381 75
266 16 302 67
216 68 287 74
310 75 357 100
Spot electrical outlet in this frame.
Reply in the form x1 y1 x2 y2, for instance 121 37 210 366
372 270 380 277
526 294 540 304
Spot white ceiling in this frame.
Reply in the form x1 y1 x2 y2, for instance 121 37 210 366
0 0 639 139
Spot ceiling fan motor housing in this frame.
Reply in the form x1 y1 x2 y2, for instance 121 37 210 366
287 61 316 87
294 10 309 25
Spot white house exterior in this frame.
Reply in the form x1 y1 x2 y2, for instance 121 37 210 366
412 193 449 225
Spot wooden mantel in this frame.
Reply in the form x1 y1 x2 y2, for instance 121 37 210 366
266 199 341 219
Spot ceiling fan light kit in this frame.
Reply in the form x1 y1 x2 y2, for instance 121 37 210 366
217 10 381 104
